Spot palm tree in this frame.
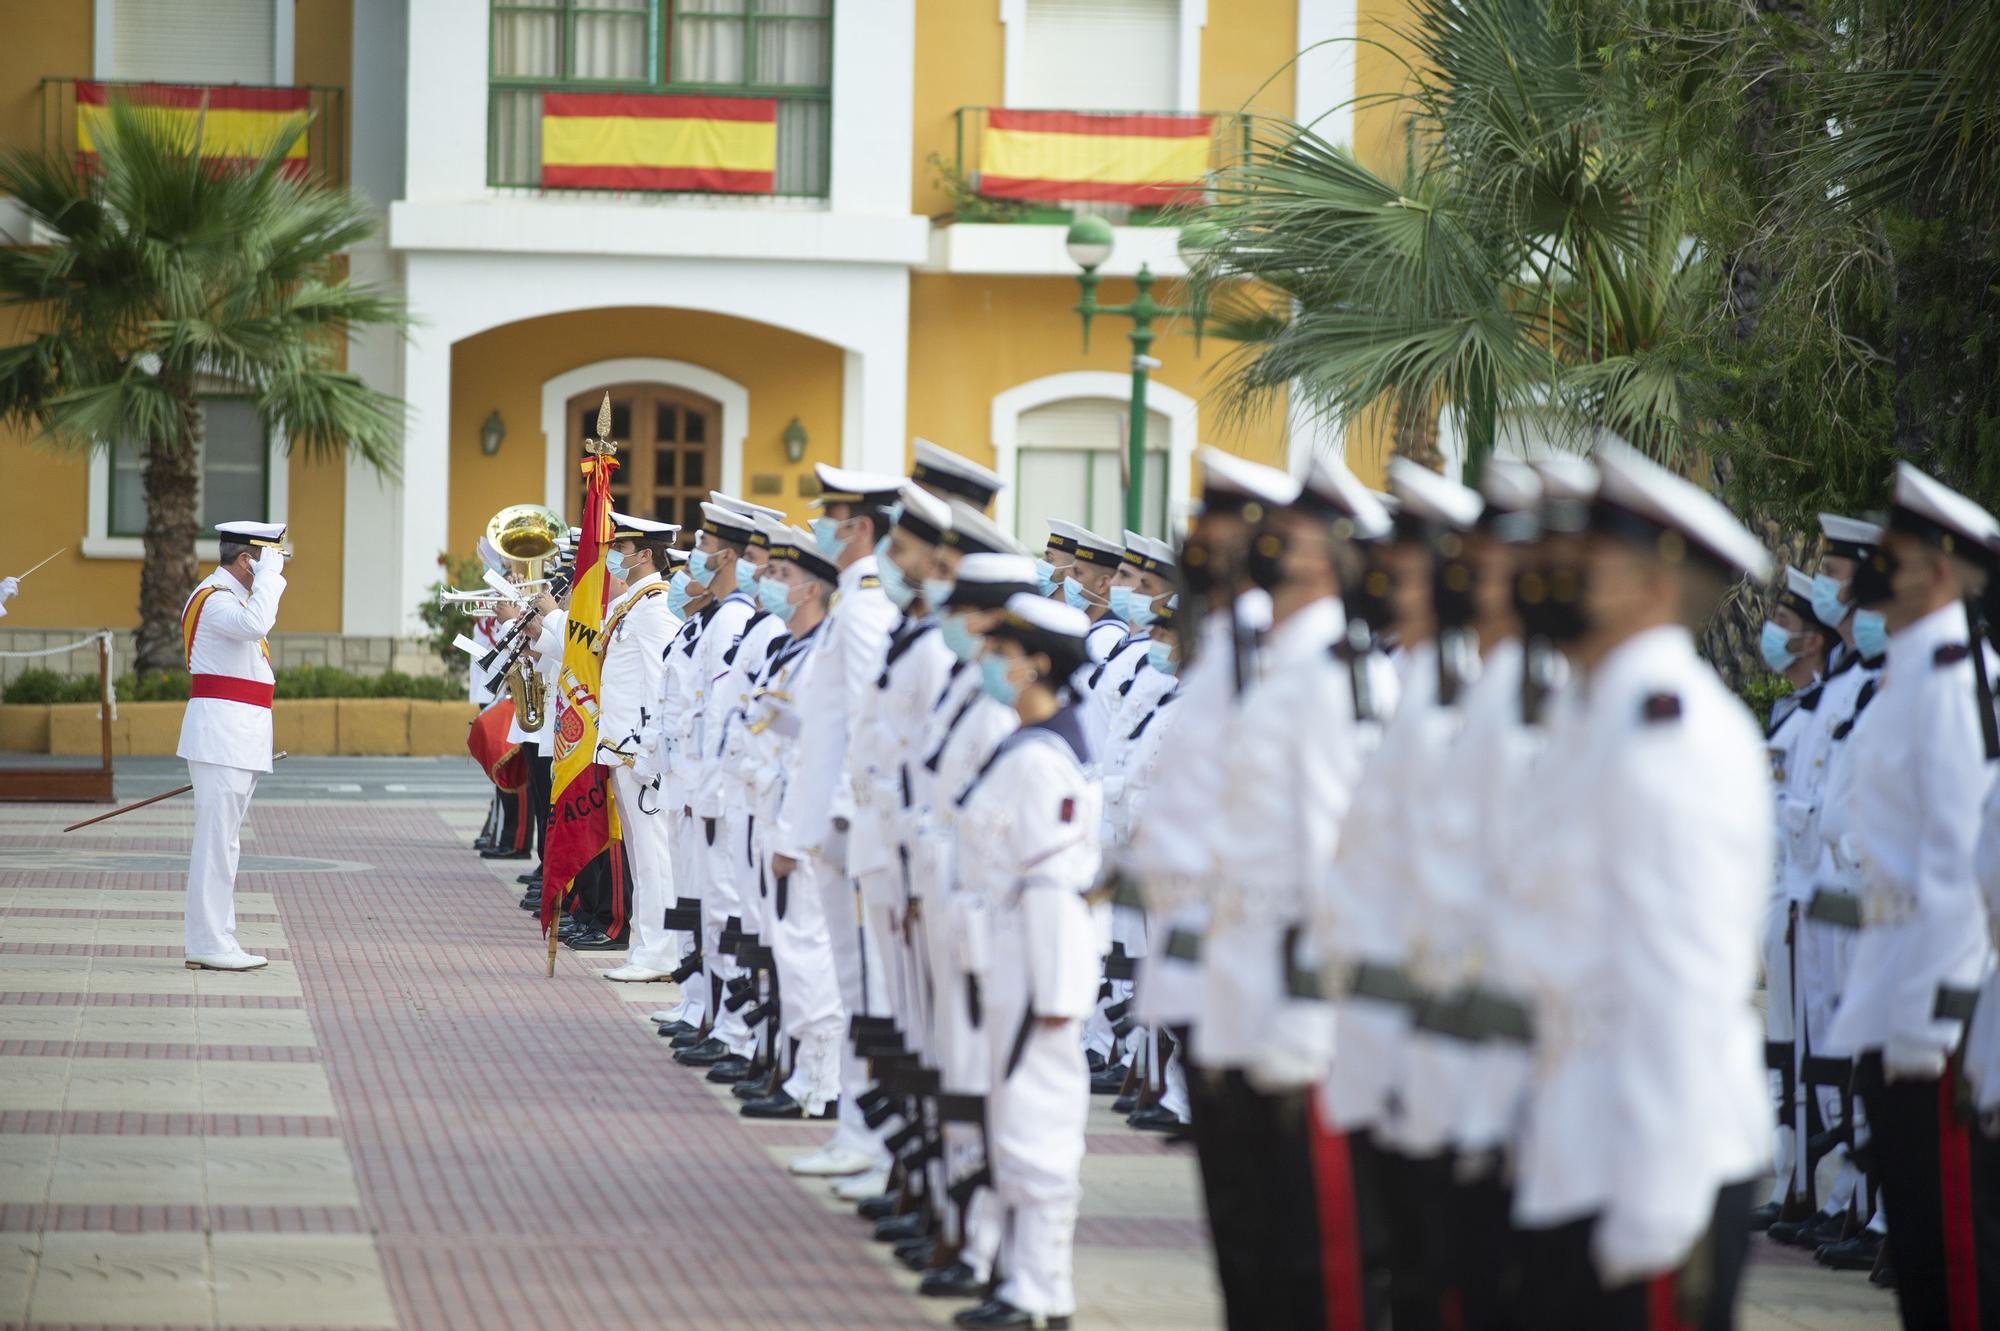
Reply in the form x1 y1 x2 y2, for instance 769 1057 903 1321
0 96 406 675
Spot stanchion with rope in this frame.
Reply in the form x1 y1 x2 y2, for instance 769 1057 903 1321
0 630 116 803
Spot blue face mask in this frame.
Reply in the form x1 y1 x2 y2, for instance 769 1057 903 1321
688 547 718 588
923 578 954 611
1760 621 1798 674
737 560 761 594
606 549 628 581
1810 574 1848 630
1146 641 1177 676
1112 585 1156 630
941 615 981 663
811 517 844 563
1062 578 1089 611
758 575 796 622
978 653 1019 706
1035 559 1060 598
874 537 916 609
667 570 691 618
1852 609 1889 660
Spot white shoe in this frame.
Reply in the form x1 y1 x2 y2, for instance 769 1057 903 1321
185 952 268 971
647 1008 686 1024
601 964 672 982
787 1145 881 1178
831 1167 891 1201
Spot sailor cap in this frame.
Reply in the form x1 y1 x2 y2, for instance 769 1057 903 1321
1477 457 1543 543
1296 455 1392 541
709 492 784 524
610 511 680 541
1198 446 1299 521
943 500 1028 557
911 439 1004 509
944 552 1038 610
1817 513 1884 561
893 482 953 545
1045 518 1085 555
1533 456 1600 535
767 523 839 583
991 591 1093 664
1120 530 1179 576
1388 457 1485 540
215 520 286 547
1780 565 1840 633
1153 593 1179 630
1886 462 2000 565
1591 439 1773 581
698 501 759 545
1064 524 1124 570
813 463 902 508
745 512 789 550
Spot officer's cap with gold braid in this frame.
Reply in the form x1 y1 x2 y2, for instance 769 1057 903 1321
944 500 1028 557
812 463 902 510
698 500 758 546
1477 459 1542 544
1591 438 1772 581
1885 462 2000 567
711 491 784 526
943 553 1037 611
610 511 680 542
1196 446 1298 523
989 591 1092 676
768 523 839 584
1120 531 1179 577
216 520 286 548
1817 513 1883 562
1533 456 1599 536
1297 455 1392 541
912 439 1004 509
894 482 953 545
1388 457 1483 542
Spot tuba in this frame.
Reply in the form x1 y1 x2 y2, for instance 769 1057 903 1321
487 504 565 732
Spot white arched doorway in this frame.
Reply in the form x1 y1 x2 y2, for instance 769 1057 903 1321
539 358 750 519
990 371 1199 543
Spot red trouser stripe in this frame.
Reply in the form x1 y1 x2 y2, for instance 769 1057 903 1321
189 674 274 707
1939 1065 1980 1331
1305 1090 1365 1331
1647 1272 1685 1331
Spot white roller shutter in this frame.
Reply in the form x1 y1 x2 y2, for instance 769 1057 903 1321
1015 398 1170 544
1016 0 1179 112
109 0 277 85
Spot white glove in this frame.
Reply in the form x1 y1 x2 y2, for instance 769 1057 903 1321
1883 1035 1948 1083
764 697 802 739
631 745 662 784
0 575 17 604
256 545 285 576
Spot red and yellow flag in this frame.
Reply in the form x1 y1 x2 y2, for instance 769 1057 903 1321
978 110 1211 207
541 448 622 934
540 92 776 194
77 82 310 178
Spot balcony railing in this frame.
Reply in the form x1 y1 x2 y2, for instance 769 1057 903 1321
947 105 1252 224
488 85 830 201
41 78 345 186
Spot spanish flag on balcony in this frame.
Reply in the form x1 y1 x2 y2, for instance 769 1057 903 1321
77 82 310 178
978 110 1211 207
540 92 777 193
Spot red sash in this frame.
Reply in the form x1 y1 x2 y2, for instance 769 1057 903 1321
190 675 275 708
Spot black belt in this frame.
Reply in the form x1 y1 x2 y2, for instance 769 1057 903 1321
1348 960 1423 1009
1936 985 1980 1023
1164 928 1201 963
1805 888 1862 930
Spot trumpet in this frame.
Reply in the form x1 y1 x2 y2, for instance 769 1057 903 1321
437 578 553 610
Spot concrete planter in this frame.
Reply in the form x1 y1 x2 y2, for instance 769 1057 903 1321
3 699 479 758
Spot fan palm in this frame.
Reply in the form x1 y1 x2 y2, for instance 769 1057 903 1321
0 96 406 674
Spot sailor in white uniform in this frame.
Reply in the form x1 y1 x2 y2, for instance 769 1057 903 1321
177 520 287 971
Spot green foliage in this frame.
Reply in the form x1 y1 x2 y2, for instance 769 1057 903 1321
1 666 459 705
418 552 486 678
1736 672 1794 722
0 668 100 704
925 152 1042 224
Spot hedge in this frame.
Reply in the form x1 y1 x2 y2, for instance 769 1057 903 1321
2 666 463 705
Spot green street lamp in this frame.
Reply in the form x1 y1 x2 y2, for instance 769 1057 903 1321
1065 215 1204 533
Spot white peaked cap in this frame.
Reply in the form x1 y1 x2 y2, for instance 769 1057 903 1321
1594 438 1773 580
1299 454 1392 539
710 492 785 523
1889 462 2000 559
1784 566 1817 601
1197 445 1300 510
216 520 285 544
1387 456 1484 529
1001 591 1091 640
610 510 679 537
944 500 1029 557
1479 458 1542 513
911 438 1004 504
813 463 903 506
1122 530 1178 568
1817 512 1884 551
895 481 953 536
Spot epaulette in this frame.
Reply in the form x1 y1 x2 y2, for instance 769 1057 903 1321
1641 692 1682 725
1936 643 1971 667
858 574 881 590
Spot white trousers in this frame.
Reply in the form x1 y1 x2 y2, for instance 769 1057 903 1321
612 767 677 972
185 761 258 956
701 810 754 1055
816 854 889 1163
990 1021 1087 1318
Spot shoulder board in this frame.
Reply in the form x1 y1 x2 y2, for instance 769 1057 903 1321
1641 692 1682 725
857 574 881 590
1936 643 1971 667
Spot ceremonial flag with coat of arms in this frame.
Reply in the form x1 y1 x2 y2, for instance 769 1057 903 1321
540 424 622 936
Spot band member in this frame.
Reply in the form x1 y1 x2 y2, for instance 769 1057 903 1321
177 520 287 971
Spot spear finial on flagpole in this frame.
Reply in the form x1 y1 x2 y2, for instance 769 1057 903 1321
587 391 618 458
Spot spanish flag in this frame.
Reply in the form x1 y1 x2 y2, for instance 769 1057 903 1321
540 92 776 194
77 82 310 178
979 110 1211 207
541 443 622 936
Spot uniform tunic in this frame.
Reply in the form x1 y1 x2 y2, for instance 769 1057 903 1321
598 572 679 972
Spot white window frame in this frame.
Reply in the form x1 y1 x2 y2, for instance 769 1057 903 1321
990 370 1197 539
538 357 749 513
998 0 1206 112
93 0 294 84
83 419 291 561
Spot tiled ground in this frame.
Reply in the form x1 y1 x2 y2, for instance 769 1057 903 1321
0 762 1897 1329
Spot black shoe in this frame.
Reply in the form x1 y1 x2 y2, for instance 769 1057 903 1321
1768 1211 1828 1247
732 1075 772 1101
567 931 628 951
1870 1252 1896 1288
705 1056 753 1084
1127 1104 1186 1133
857 1192 901 1221
1110 1092 1137 1115
481 846 531 860
474 833 495 851
1086 1049 1107 1074
920 1260 985 1299
519 891 540 912
1747 1200 1783 1233
1090 1065 1126 1095
670 1029 706 1050
675 1037 733 1067
740 1090 810 1119
895 1236 936 1271
557 919 589 939
953 1298 1070 1329
516 869 540 885
873 1212 926 1243
656 1020 695 1039
1817 1230 1883 1270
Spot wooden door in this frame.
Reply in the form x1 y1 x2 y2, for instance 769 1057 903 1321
564 382 720 533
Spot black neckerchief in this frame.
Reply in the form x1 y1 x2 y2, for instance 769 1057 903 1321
1126 685 1180 739
955 702 1090 808
877 617 937 688
677 601 721 656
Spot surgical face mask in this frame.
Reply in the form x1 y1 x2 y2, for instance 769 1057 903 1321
1810 573 1849 630
941 614 981 663
758 575 796 622
667 570 692 618
737 560 761 594
923 578 955 611
811 516 844 563
606 549 628 581
874 537 916 609
1759 621 1799 673
978 653 1019 706
1035 559 1061 598
688 547 719 588
1146 641 1177 676
1109 585 1154 629
1062 578 1087 610
1852 608 1889 660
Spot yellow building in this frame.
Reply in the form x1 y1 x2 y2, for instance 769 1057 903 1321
0 0 1415 676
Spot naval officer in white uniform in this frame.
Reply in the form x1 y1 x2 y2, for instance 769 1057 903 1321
177 520 287 971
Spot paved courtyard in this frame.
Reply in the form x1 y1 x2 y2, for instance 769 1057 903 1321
0 756 1898 1328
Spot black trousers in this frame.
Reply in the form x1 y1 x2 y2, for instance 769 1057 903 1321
1855 1051 2000 1329
1514 1179 1753 1331
1441 1165 1528 1331
1348 1136 1450 1331
525 744 553 861
1187 1068 1380 1331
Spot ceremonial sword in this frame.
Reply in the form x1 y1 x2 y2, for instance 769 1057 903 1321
62 752 291 832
